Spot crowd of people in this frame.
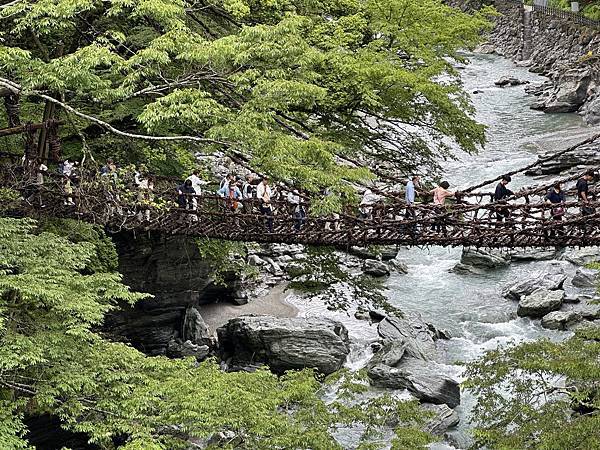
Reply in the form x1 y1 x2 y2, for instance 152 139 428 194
21 155 598 236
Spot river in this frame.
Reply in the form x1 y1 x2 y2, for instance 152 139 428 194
288 53 596 448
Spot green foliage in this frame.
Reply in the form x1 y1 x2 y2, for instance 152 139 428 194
464 325 600 449
0 217 431 449
39 218 119 273
0 188 20 211
196 237 259 285
0 0 490 190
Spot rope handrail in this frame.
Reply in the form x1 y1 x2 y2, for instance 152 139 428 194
3 163 600 248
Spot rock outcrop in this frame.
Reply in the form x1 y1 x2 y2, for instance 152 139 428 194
217 315 350 374
453 248 510 273
363 259 391 277
517 288 565 318
541 310 582 330
366 315 460 408
502 263 566 300
571 267 599 288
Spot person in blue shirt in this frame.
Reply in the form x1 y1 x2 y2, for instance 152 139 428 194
545 182 566 237
217 183 243 212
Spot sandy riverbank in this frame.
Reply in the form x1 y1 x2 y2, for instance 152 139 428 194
199 283 298 333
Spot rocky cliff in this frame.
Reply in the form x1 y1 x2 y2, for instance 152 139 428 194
104 232 237 356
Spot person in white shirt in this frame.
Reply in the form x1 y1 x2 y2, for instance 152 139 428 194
186 169 208 210
62 159 74 177
256 177 274 232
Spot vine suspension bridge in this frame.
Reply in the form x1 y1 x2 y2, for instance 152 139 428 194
2 128 600 249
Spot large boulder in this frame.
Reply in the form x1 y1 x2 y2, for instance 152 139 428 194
510 248 558 261
217 316 350 374
422 404 460 435
531 68 592 113
183 307 212 345
377 315 437 359
459 248 510 269
363 259 390 277
562 247 600 266
502 264 566 300
368 358 460 408
517 289 565 318
541 311 582 330
581 92 600 125
525 143 600 176
571 268 599 288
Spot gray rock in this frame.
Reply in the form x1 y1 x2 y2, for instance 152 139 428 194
510 248 558 261
366 340 407 369
581 92 600 125
217 316 350 374
363 259 390 277
562 247 600 266
389 258 409 274
247 254 266 266
571 268 599 288
377 315 437 359
517 289 565 318
369 309 387 322
576 304 600 321
525 143 600 176
166 339 210 360
182 307 211 345
541 311 582 330
368 358 460 408
460 248 510 269
532 68 591 113
495 76 529 87
450 263 486 275
503 264 566 300
422 403 460 435
354 310 371 321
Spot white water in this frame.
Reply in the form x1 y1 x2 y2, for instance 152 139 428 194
289 53 597 448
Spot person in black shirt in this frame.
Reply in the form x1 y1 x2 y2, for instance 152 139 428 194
577 170 595 216
545 182 566 237
494 175 514 222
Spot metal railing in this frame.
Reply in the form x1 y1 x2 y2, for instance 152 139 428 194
533 4 600 28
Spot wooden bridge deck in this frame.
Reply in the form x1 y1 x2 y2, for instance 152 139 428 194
2 168 600 249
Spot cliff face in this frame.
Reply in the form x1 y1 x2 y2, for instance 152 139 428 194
105 232 235 355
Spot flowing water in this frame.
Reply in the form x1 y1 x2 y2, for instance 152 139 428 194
289 53 597 448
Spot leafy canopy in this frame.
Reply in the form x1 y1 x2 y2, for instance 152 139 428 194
0 217 433 449
0 0 491 202
464 325 600 449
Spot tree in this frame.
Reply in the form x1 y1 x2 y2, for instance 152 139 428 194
0 217 434 448
0 0 492 205
464 325 600 449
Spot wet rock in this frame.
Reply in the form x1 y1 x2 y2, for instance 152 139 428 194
517 289 565 318
525 143 600 176
475 43 496 54
531 68 591 113
576 304 600 321
422 403 460 435
388 258 409 274
381 247 400 261
247 254 266 266
541 311 582 330
369 309 387 322
502 263 566 300
427 322 452 340
571 268 599 288
495 76 529 87
366 340 407 368
580 92 600 125
562 247 600 266
450 263 486 275
368 358 460 408
354 310 371 321
377 315 437 359
563 293 583 304
460 248 510 269
510 248 558 261
182 307 212 345
363 259 390 277
217 316 350 374
166 339 210 360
